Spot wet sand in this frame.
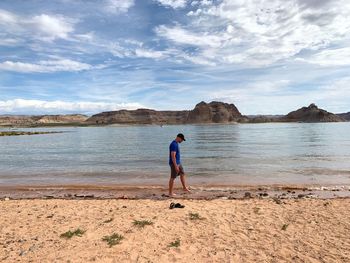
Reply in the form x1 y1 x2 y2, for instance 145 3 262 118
1 183 350 200
1 198 350 262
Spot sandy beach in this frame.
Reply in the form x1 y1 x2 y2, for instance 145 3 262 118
1 197 349 263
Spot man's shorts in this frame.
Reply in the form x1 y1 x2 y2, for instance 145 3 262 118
170 163 185 178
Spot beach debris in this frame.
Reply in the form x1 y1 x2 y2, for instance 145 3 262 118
73 194 94 198
281 224 289 231
133 219 154 228
297 194 306 198
258 192 268 197
44 195 55 199
60 228 85 239
102 233 124 247
272 197 282 204
244 192 252 198
253 207 260 214
103 218 114 223
169 239 181 248
189 212 204 220
169 202 185 209
28 244 36 252
4 197 10 201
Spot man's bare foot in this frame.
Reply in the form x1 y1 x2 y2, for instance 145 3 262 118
183 188 191 193
168 193 177 197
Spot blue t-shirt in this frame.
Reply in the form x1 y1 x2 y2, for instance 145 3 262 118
169 140 180 165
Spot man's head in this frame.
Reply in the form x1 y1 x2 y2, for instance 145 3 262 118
176 133 186 143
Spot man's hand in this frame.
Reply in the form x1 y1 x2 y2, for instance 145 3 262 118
171 151 179 173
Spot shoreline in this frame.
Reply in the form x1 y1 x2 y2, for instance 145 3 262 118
1 183 350 200
1 120 349 129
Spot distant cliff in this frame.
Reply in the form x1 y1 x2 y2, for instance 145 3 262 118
337 112 350 121
86 109 188 125
0 114 88 127
86 101 247 125
280 104 345 122
1 102 349 127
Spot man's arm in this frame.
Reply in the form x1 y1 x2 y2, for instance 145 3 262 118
171 151 179 172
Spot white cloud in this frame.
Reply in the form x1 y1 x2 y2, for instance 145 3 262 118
0 37 20 46
0 9 17 24
135 48 166 59
0 59 92 73
0 9 76 42
296 47 350 66
156 0 350 67
104 0 135 14
155 0 188 9
29 14 74 41
0 99 143 114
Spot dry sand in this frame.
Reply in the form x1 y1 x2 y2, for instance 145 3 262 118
1 198 350 263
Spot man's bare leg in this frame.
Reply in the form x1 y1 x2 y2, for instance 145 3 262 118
180 174 191 193
168 177 176 196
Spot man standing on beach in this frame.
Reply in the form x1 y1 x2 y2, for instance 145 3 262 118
169 133 191 196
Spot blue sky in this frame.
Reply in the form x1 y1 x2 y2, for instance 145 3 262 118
1 0 350 115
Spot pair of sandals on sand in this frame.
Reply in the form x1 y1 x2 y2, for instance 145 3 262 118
169 202 185 209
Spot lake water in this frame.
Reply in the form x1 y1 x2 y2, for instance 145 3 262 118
1 123 350 187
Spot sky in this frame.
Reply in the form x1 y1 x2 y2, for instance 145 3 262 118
1 0 350 115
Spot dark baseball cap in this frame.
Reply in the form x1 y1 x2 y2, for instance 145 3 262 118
177 133 186 141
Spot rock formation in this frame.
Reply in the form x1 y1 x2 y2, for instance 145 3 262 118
0 114 88 126
337 112 350 121
86 101 246 125
1 102 348 126
186 101 246 123
86 109 189 125
280 104 345 123
246 115 282 123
